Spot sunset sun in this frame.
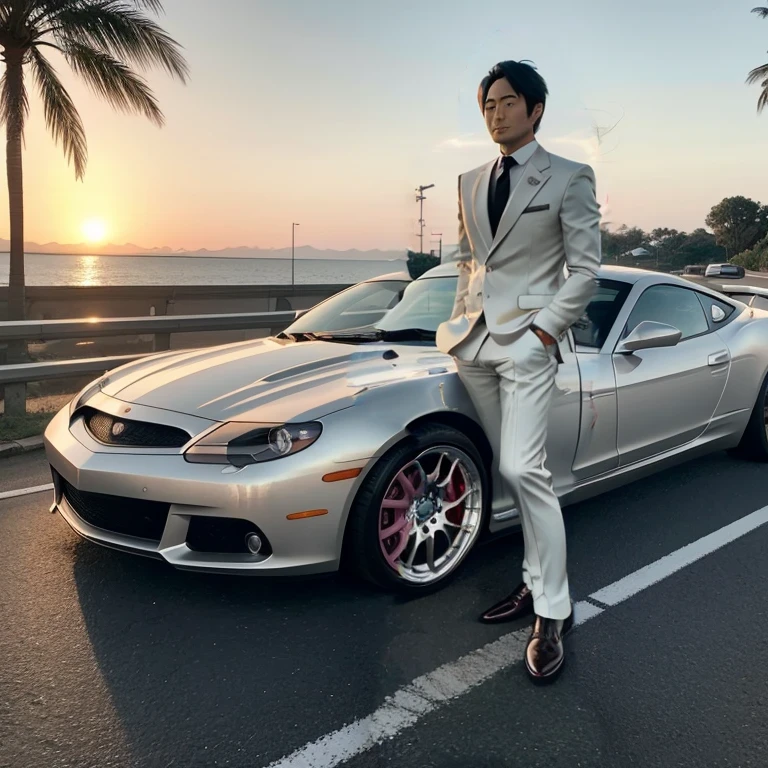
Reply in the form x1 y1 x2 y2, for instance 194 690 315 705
82 218 108 244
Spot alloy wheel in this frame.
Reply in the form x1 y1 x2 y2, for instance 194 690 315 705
377 445 483 585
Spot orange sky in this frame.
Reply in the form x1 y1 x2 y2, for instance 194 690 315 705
1 0 766 253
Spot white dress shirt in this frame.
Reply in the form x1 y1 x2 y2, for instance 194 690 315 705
489 138 540 203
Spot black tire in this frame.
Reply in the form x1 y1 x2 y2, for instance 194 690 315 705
733 374 768 461
343 423 489 594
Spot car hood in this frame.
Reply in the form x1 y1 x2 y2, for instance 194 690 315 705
99 337 453 423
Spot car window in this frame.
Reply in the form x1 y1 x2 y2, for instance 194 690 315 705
694 291 737 325
376 276 459 333
624 285 709 340
285 279 408 333
706 264 744 277
752 296 768 311
572 279 632 349
340 286 405 312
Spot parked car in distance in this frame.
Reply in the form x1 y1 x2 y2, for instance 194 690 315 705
704 263 746 279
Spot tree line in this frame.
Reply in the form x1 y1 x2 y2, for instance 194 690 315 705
602 196 768 273
409 196 768 277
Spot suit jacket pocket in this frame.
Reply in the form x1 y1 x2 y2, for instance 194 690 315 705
518 293 555 310
521 204 550 214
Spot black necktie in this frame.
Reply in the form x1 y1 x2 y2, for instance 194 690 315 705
488 155 517 237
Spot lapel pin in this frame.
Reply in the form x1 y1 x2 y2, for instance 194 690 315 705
528 176 540 186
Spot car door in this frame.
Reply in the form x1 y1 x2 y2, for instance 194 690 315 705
570 278 633 480
613 283 731 466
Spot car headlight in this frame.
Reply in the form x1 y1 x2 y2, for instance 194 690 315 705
184 421 323 467
69 375 109 416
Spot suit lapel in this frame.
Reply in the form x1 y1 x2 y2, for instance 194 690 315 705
488 145 552 259
470 160 495 260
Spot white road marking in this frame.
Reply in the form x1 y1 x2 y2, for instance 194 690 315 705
0 483 54 501
573 599 604 625
589 505 768 607
265 628 532 768
265 504 768 768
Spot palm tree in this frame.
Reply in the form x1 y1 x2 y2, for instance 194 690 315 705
748 6 768 113
0 0 188 327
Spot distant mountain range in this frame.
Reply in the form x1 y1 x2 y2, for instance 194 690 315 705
0 238 415 261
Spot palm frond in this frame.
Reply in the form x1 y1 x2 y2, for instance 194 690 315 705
64 41 164 126
30 47 88 178
29 1 164 29
3 0 35 36
29 1 78 25
746 62 768 84
46 3 188 82
132 0 166 13
746 63 768 112
748 8 768 112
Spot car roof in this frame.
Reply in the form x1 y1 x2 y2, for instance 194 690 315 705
417 261 469 278
366 269 412 282
421 260 679 284
597 264 666 283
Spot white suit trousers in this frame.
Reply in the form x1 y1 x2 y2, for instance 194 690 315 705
455 326 571 620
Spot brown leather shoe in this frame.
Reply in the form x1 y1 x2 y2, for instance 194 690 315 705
524 606 574 684
479 582 533 624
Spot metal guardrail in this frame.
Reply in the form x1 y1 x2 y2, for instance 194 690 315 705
0 354 154 385
0 309 298 387
0 309 298 343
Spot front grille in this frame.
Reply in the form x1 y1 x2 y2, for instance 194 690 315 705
186 516 272 555
81 407 190 448
62 480 170 542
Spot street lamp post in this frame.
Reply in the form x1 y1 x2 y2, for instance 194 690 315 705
415 184 434 254
292 222 300 285
432 232 443 261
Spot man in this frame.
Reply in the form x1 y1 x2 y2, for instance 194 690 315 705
436 60 601 683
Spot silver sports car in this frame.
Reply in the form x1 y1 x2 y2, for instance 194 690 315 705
44 262 768 592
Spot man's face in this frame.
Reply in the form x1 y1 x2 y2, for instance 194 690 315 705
483 77 542 147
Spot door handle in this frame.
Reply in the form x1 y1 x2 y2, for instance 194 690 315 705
708 351 730 366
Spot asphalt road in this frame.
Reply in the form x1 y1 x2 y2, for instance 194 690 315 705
2 448 768 768
742 270 768 286
0 451 50 494
684 270 768 293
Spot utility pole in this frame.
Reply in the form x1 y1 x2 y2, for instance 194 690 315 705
292 222 300 285
415 184 434 254
432 232 443 261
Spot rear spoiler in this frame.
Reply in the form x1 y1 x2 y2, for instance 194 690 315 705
717 284 768 299
716 284 768 310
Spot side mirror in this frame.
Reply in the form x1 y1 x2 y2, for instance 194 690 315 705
615 320 682 354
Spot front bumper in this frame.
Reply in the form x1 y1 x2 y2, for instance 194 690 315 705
44 398 371 576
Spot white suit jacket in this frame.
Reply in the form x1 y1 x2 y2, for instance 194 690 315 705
436 143 602 356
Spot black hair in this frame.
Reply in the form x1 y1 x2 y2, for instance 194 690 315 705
479 60 548 133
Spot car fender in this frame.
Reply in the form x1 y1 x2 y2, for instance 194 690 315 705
714 312 768 424
316 369 484 555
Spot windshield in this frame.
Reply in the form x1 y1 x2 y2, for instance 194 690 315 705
375 276 459 333
285 279 409 334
